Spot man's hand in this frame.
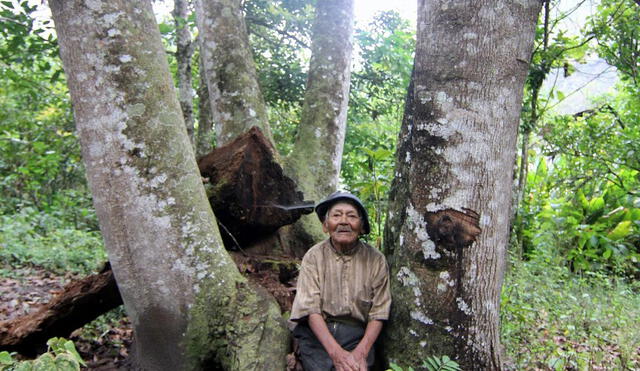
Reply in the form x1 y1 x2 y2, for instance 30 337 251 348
329 347 363 371
350 347 368 370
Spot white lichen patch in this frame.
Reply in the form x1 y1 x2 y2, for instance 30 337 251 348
396 266 420 287
101 11 124 27
437 271 455 293
406 204 440 259
456 297 472 316
410 310 434 325
463 32 478 40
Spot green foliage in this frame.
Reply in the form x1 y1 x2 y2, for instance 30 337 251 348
387 356 461 371
0 2 92 222
246 0 314 109
0 337 85 371
518 88 640 276
0 208 106 276
502 257 640 369
342 11 414 244
587 0 639 86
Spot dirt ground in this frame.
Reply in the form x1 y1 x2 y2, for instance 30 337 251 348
0 266 133 370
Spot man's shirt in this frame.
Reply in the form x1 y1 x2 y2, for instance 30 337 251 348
290 239 391 324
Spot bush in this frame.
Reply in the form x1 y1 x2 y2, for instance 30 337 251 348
0 208 106 276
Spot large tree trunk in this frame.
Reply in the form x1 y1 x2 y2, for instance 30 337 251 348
195 53 215 158
194 0 274 146
285 0 356 243
173 0 195 144
49 1 288 370
383 1 542 369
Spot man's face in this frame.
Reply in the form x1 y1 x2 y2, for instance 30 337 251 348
323 202 363 247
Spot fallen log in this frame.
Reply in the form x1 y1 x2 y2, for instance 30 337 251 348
198 126 314 247
0 265 122 356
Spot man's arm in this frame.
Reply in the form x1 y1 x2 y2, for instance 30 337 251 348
351 320 383 369
308 313 361 371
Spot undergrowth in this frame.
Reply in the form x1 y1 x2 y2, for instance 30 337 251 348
0 208 106 277
501 256 640 370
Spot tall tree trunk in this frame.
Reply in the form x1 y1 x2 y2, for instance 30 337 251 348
196 52 215 158
173 0 195 144
383 1 542 369
285 0 355 243
194 0 274 146
50 1 288 370
512 0 550 258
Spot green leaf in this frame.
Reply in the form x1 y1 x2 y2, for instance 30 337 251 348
577 189 589 210
54 353 80 371
0 351 14 365
608 220 632 241
588 197 605 214
32 353 55 371
63 340 85 366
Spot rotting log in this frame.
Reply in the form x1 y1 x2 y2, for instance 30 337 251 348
0 265 122 356
198 126 314 248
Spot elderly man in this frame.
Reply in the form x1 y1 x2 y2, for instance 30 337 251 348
290 191 391 371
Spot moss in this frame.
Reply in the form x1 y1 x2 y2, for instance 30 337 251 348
185 275 289 370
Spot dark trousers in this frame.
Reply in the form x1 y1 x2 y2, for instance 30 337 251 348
293 321 375 371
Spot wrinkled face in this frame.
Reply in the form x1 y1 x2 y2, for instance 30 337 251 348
323 202 363 248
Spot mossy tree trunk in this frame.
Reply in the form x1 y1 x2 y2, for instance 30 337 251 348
383 0 542 369
196 53 215 158
50 1 288 369
285 0 355 243
173 0 195 144
194 0 274 146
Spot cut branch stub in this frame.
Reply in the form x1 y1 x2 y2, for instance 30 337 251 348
425 208 481 250
198 127 314 247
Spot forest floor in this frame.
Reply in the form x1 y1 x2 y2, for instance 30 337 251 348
0 266 132 370
2 262 639 370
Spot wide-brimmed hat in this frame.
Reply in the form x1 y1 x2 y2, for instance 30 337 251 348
315 191 370 234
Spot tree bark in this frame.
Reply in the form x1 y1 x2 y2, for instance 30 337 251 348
383 1 542 369
173 0 195 144
49 1 288 369
194 0 274 146
195 53 215 158
284 0 356 244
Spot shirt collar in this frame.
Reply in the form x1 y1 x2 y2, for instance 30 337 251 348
328 238 361 256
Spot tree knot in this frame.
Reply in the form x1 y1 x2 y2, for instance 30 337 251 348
424 208 481 249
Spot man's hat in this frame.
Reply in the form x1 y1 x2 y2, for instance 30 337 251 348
315 191 370 234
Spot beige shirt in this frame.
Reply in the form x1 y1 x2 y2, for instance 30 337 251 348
290 239 391 324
